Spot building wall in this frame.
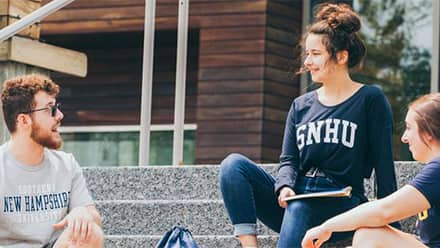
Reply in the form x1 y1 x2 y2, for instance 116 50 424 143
41 0 303 164
41 0 269 34
262 1 301 162
43 31 199 126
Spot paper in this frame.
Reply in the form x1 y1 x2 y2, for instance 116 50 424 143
283 186 352 201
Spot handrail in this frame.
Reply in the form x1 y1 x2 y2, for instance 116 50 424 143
139 0 189 166
172 0 189 165
139 0 157 166
0 0 75 42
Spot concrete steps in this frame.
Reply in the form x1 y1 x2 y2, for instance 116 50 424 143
104 235 278 248
82 162 421 247
84 165 266 201
104 235 351 248
96 200 274 236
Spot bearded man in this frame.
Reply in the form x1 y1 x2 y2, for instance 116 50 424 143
0 74 104 248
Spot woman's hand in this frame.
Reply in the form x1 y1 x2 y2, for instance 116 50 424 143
278 187 295 208
301 225 332 248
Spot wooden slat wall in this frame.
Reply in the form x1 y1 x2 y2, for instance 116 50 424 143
195 2 268 164
196 1 302 163
260 1 302 162
44 31 198 126
40 0 304 164
40 0 267 34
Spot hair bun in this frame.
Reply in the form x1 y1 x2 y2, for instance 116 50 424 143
315 3 361 33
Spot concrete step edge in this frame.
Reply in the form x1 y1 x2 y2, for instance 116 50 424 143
95 199 223 204
105 235 277 238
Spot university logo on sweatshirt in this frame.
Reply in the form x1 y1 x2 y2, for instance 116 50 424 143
296 118 358 150
2 184 70 224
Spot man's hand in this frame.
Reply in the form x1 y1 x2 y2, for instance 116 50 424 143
301 225 332 248
278 187 295 208
53 206 96 245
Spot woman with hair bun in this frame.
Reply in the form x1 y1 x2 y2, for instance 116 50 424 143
302 93 440 248
219 3 399 247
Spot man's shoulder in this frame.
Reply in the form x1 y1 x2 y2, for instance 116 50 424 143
0 142 8 154
45 148 71 157
44 148 79 171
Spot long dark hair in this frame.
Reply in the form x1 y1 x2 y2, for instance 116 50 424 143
298 3 366 73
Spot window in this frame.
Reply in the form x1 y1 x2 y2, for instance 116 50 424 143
60 125 196 166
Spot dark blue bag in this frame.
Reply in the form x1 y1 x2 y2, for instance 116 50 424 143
155 226 199 248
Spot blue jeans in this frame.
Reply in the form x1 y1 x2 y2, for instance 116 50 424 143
220 153 363 248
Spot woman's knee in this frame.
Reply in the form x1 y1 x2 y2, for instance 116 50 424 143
285 200 312 216
220 153 250 179
353 227 383 248
281 201 314 231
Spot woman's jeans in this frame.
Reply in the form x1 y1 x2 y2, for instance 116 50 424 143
220 153 363 248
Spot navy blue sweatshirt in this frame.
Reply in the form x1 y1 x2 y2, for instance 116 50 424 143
275 85 399 201
410 157 440 247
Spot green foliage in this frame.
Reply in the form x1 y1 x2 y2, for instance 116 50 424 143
352 0 432 159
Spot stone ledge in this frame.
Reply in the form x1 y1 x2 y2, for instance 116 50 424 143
84 161 422 247
104 235 349 248
83 162 422 201
96 199 416 236
96 200 275 236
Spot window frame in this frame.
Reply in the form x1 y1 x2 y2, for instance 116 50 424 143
59 124 197 166
60 124 197 133
432 0 440 93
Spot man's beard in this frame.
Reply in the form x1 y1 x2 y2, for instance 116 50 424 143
30 122 62 150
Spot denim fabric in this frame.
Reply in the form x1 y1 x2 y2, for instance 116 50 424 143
220 153 284 234
220 153 363 248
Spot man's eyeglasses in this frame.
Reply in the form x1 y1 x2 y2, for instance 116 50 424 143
24 103 61 117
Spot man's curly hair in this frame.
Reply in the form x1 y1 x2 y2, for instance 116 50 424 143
1 74 60 133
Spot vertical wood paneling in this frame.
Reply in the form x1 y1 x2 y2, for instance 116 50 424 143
195 7 268 163
39 0 305 164
40 0 268 34
44 31 198 126
261 0 303 162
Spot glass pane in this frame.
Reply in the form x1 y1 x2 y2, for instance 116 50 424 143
61 130 195 166
352 0 432 160
149 130 195 166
